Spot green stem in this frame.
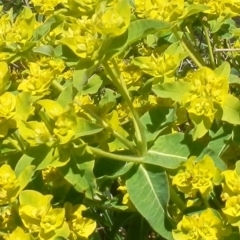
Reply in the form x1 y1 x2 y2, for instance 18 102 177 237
169 185 186 212
203 24 216 69
38 111 53 134
201 194 210 208
52 79 64 92
12 131 25 152
185 26 197 47
78 104 137 154
103 60 147 156
52 80 137 153
88 146 143 163
7 137 21 151
172 26 204 68
210 192 222 209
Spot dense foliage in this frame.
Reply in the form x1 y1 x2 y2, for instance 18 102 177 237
1 0 240 239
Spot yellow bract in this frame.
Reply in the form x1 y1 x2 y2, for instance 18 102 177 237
31 0 62 15
117 185 136 210
74 94 94 113
0 92 15 116
65 202 96 239
222 166 240 225
18 62 53 97
173 208 224 240
0 8 35 49
183 67 228 118
58 17 102 59
19 190 69 238
4 227 31 240
93 0 131 37
135 0 184 22
190 0 240 16
172 155 219 197
0 165 18 205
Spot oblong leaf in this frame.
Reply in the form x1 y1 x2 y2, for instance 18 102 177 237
152 81 191 102
126 164 173 240
217 94 240 124
106 19 171 59
145 133 190 169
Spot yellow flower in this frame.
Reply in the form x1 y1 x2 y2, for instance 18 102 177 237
37 99 63 121
19 190 52 232
42 166 67 187
172 155 219 197
190 0 240 16
4 227 31 240
58 17 102 59
0 92 16 123
18 121 53 146
74 94 94 113
18 63 53 97
0 62 9 95
54 111 77 144
0 207 15 229
222 169 240 196
68 0 100 14
40 208 65 233
0 8 35 47
117 185 136 210
183 67 228 109
31 0 62 15
222 195 240 221
65 202 96 239
93 0 131 37
0 164 19 205
135 0 184 22
173 209 224 240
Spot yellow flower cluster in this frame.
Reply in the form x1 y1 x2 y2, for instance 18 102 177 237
172 155 220 197
222 166 240 225
15 190 96 240
183 67 228 118
134 0 184 22
173 208 225 240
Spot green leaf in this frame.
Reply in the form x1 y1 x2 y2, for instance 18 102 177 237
0 61 10 95
82 74 102 94
126 164 173 240
180 3 209 19
15 92 32 121
57 83 73 108
125 214 150 240
152 81 191 102
33 45 55 57
229 74 240 84
98 88 116 113
15 146 53 174
208 124 232 156
214 61 231 78
75 118 103 138
96 160 134 185
217 94 240 124
33 15 63 40
106 19 171 59
61 145 96 199
17 165 35 191
145 133 189 169
140 107 175 143
73 62 99 91
208 15 232 33
197 148 227 171
189 113 212 140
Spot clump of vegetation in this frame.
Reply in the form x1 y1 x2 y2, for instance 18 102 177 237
1 0 240 239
